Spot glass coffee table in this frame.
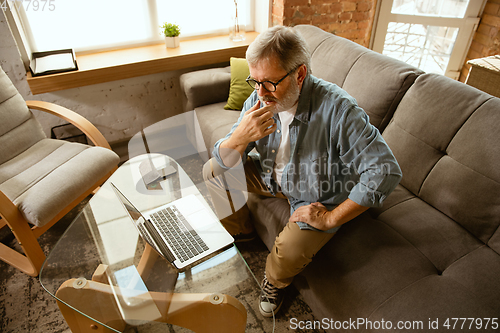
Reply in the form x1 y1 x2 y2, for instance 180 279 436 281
39 153 272 332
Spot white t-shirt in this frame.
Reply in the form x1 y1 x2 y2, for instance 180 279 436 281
274 104 297 186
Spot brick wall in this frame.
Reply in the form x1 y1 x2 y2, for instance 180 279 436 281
272 0 377 47
459 0 500 82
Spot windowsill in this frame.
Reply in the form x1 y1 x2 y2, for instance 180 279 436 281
27 32 259 95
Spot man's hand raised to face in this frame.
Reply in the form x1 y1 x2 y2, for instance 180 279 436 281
221 101 276 159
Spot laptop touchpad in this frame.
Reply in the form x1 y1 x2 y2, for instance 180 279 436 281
186 210 213 229
175 195 214 229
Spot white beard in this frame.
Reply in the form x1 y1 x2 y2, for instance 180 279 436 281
259 80 301 114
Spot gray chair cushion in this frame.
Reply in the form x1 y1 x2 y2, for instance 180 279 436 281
0 68 46 165
0 65 119 228
0 138 119 227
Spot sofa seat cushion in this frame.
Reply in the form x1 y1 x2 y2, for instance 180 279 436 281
367 262 500 325
0 138 119 227
294 213 440 322
441 246 500 311
376 196 483 273
369 184 414 218
247 194 290 250
195 102 241 155
370 183 486 272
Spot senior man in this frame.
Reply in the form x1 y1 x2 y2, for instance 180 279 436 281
203 25 402 317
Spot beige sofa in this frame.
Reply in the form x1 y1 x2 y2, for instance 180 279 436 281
180 25 500 331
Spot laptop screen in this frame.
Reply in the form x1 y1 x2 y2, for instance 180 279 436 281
110 183 143 224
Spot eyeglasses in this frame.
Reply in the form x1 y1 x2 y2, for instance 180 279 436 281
246 67 298 92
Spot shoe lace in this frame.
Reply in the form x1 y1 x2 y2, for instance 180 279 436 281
262 277 279 300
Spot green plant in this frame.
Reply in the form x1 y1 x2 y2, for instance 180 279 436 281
160 23 181 37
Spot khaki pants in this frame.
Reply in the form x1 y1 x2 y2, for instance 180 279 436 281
203 157 336 288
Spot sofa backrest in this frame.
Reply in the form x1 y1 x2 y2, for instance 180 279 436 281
0 66 45 165
383 73 500 249
294 25 424 132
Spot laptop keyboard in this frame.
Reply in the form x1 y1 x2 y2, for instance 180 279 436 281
150 206 209 263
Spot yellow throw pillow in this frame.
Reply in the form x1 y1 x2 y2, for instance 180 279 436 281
224 57 255 110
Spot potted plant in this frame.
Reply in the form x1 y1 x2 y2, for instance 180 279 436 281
160 23 181 48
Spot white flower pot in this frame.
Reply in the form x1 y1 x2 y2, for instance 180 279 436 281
165 36 180 48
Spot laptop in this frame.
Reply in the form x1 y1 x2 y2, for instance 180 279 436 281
110 182 234 270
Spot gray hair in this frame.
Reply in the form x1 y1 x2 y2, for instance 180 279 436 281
246 26 311 75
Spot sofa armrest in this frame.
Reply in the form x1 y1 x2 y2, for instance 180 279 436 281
180 66 231 111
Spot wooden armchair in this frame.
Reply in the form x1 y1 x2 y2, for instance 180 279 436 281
0 66 119 276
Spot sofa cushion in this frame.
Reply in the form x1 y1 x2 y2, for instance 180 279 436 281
194 102 241 154
294 25 423 132
368 184 415 217
224 57 254 111
247 194 290 249
383 74 500 244
376 197 482 273
442 246 500 310
293 24 333 56
0 138 119 227
342 52 423 132
295 25 368 86
294 213 440 323
367 265 500 325
490 227 500 255
180 67 231 111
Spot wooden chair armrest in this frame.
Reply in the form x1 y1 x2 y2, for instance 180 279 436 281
0 190 22 227
26 100 112 150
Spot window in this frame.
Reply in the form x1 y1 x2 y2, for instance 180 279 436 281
6 0 254 53
382 23 459 74
390 0 470 18
372 0 485 79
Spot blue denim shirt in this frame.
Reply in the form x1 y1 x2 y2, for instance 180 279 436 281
213 75 402 233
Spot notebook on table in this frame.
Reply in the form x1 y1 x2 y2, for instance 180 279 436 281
110 182 234 271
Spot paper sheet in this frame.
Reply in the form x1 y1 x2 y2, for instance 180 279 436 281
35 53 76 74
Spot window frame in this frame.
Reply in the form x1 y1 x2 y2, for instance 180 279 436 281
371 0 487 79
3 0 266 70
2 0 271 94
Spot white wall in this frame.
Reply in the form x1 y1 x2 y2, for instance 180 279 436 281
1 9 216 145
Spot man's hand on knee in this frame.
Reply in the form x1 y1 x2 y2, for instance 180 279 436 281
289 202 332 231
